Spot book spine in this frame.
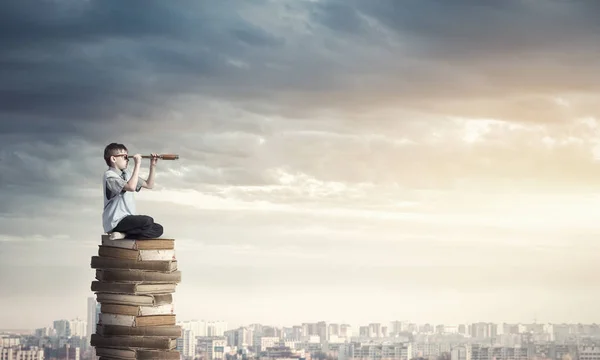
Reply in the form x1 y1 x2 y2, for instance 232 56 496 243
96 324 182 337
96 269 182 283
91 334 176 350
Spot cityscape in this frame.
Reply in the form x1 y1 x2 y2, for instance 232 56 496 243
2 296 600 360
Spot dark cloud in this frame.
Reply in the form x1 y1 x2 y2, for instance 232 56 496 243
325 0 600 60
0 0 290 137
310 2 366 35
2 0 600 135
303 0 600 117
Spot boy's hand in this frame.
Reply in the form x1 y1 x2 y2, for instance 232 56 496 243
133 154 142 165
150 153 159 167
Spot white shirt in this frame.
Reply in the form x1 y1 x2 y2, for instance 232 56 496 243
102 167 142 233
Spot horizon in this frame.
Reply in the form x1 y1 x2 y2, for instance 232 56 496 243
3 0 600 329
3 318 599 335
8 312 600 334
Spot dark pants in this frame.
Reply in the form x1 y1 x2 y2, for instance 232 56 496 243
112 215 164 239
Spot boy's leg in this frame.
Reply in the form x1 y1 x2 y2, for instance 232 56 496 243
111 215 164 239
146 222 164 239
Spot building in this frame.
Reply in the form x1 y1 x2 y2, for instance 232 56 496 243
181 320 228 338
413 343 445 359
69 319 86 338
317 322 328 343
303 324 318 337
208 321 228 337
197 337 227 360
291 326 303 341
0 347 45 360
236 327 253 347
260 337 280 352
262 346 304 360
451 345 471 360
369 324 382 338
579 346 600 360
44 344 80 360
329 324 340 338
470 345 528 360
0 337 20 348
470 323 498 340
340 324 352 338
52 320 70 338
34 328 54 338
348 342 412 360
177 329 196 359
390 321 408 335
86 297 96 344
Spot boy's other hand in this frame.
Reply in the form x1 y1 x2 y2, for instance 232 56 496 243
133 154 142 165
150 153 159 166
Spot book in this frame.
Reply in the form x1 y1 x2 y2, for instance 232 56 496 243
98 245 176 261
98 313 176 327
100 303 174 316
95 293 173 306
91 281 176 295
95 347 180 360
96 324 182 337
96 269 181 283
101 235 175 250
91 256 178 272
91 334 177 350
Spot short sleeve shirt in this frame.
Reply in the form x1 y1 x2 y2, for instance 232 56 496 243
102 167 143 232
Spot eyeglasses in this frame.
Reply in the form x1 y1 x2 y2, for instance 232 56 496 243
114 154 129 160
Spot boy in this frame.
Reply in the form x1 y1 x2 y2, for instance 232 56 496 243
102 142 164 240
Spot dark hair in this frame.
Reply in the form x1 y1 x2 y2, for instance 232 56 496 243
103 143 128 166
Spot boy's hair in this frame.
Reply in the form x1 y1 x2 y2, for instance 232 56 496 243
104 143 128 166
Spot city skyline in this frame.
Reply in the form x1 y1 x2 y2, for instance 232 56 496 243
11 319 600 335
3 1 600 329
9 303 600 335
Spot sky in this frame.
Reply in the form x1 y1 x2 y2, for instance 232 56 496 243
2 0 600 330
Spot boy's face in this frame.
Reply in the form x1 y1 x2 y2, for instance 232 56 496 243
112 149 129 170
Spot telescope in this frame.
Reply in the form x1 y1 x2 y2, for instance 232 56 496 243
140 154 179 160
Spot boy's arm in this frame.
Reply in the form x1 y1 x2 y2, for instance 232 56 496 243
140 154 158 189
122 154 142 192
105 155 143 195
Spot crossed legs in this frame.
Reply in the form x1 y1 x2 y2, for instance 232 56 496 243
110 215 164 239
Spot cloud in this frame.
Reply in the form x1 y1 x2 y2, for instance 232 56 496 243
302 0 600 120
3 0 600 132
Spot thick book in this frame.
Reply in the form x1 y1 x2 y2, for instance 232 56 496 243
101 235 175 250
98 313 176 327
91 256 178 272
96 269 181 283
100 303 174 316
91 334 177 350
95 293 172 306
96 324 182 337
96 348 180 360
98 245 176 261
91 281 176 295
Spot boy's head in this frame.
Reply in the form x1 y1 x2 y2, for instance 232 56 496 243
104 143 129 169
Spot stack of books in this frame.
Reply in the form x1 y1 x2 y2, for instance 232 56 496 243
90 235 182 360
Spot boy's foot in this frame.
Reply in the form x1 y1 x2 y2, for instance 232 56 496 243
108 232 126 240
